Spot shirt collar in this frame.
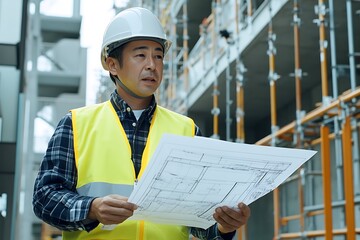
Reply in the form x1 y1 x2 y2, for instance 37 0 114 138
110 90 156 122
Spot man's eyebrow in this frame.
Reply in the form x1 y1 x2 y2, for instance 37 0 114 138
132 46 164 52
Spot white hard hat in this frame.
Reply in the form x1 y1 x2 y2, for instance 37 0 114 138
100 7 172 70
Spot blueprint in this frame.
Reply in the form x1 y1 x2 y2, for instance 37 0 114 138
127 134 317 229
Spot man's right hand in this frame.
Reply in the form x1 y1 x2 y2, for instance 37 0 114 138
88 194 138 225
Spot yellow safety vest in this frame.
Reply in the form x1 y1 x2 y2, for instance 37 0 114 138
63 101 195 240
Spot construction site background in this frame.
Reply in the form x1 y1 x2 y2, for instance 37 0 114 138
0 0 359 239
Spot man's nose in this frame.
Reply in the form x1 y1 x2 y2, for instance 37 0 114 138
145 57 156 70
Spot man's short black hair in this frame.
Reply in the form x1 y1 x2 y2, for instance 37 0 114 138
108 44 125 84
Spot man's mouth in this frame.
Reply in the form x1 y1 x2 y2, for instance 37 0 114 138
142 77 156 82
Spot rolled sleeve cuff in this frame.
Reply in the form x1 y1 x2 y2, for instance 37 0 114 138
216 224 236 240
80 197 100 232
81 218 100 232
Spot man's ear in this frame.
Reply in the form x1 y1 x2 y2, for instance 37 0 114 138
106 57 118 75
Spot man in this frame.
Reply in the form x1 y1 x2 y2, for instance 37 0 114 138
33 7 250 240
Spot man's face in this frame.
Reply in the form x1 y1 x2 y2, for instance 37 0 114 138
113 40 164 98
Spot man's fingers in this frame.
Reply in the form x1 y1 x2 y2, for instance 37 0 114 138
218 206 243 220
103 195 138 211
89 195 138 225
213 203 251 233
214 208 239 231
238 202 251 218
98 203 135 218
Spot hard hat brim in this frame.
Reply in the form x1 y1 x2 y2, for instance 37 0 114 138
101 37 172 70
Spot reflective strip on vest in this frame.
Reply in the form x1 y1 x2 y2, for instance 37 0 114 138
77 182 134 197
67 101 195 240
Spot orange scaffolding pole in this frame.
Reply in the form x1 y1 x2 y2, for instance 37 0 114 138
237 225 243 240
168 20 177 103
297 171 305 235
211 0 220 138
247 0 253 17
292 0 304 145
235 56 245 142
317 0 329 99
292 1 306 233
267 6 281 238
182 2 189 93
213 83 219 137
342 116 356 239
268 27 278 139
236 80 245 142
320 125 333 239
268 23 277 131
293 0 302 112
236 1 246 238
270 80 277 130
235 0 245 143
273 187 280 239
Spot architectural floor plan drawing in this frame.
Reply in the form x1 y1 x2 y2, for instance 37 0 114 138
128 134 317 229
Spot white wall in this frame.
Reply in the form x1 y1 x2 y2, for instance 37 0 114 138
0 66 20 142
0 0 23 142
0 0 23 43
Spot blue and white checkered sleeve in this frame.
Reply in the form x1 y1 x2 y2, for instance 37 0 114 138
32 113 99 232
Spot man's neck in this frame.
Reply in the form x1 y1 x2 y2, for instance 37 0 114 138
116 87 152 110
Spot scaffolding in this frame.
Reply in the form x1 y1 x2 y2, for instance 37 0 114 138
145 0 360 238
255 1 360 239
150 0 360 239
154 0 191 114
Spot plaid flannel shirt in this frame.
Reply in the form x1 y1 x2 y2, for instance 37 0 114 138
33 90 235 240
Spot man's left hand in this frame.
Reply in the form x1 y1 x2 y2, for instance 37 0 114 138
213 202 251 234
